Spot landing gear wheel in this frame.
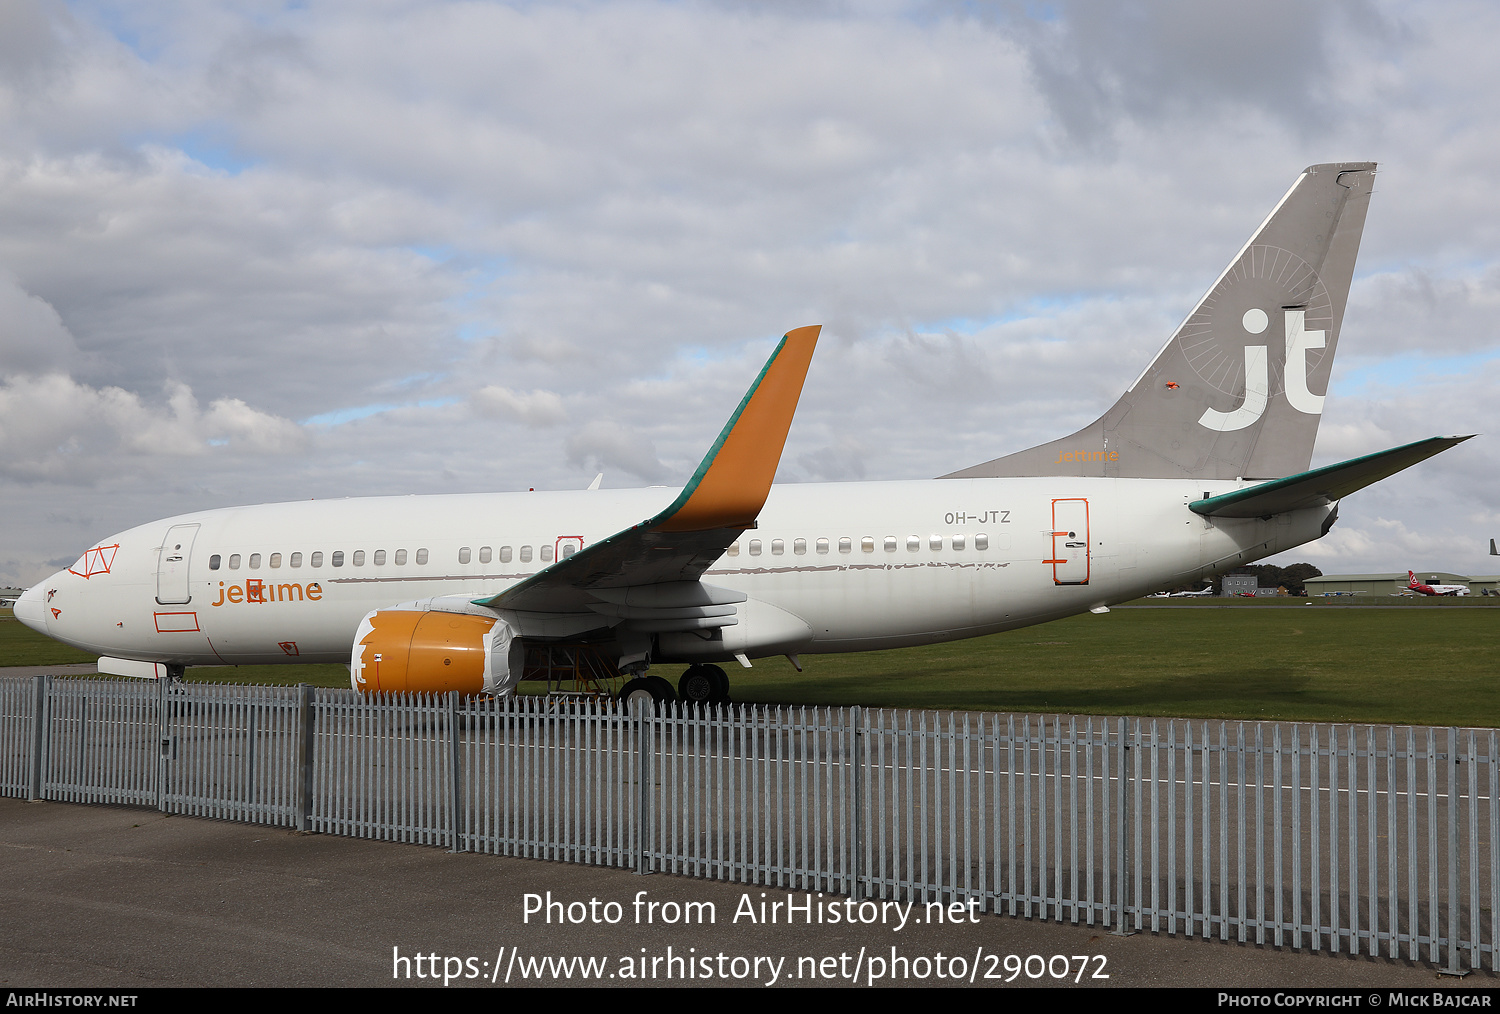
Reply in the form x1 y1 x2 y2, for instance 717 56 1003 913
678 665 718 706
703 664 730 704
619 675 673 713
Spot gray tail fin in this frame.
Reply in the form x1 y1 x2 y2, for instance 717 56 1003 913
942 162 1377 481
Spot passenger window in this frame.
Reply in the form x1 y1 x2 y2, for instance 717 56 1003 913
952 534 966 551
499 546 512 563
291 552 302 568
815 538 828 555
906 536 920 552
479 546 491 564
561 543 576 558
839 538 851 554
209 554 221 570
270 553 282 568
520 546 533 563
794 539 807 555
771 539 784 555
249 553 261 569
374 550 386 565
749 540 762 556
884 537 897 552
541 545 554 562
459 547 472 564
861 537 874 553
975 533 988 551
416 549 429 565
929 535 942 551
727 542 740 557
229 554 241 569
394 550 406 565
311 552 323 567
353 550 365 566
332 551 344 567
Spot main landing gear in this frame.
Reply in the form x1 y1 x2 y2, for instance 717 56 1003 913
617 664 730 709
677 664 729 705
618 674 675 710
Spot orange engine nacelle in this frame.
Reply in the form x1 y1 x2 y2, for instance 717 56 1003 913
351 609 510 695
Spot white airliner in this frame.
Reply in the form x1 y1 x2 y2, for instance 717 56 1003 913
13 162 1472 706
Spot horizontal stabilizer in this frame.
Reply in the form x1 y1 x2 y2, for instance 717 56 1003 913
1189 435 1472 518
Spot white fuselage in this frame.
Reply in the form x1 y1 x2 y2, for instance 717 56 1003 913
19 477 1333 667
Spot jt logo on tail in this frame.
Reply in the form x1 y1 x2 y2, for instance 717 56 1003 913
1199 308 1326 432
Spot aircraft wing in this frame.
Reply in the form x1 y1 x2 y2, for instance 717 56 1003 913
473 325 820 614
1189 435 1473 519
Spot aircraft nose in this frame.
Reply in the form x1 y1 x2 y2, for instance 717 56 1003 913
13 582 49 634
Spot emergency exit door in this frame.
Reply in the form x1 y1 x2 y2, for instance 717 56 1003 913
1049 499 1090 585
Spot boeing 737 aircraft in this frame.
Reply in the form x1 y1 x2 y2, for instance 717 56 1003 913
13 162 1472 706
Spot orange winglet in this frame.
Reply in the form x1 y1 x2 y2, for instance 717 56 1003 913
652 325 820 532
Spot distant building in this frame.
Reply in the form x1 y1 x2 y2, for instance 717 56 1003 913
1221 574 1258 597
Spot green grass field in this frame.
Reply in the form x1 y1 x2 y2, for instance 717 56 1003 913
4 601 1496 726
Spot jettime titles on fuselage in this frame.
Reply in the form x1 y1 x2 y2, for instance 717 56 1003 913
211 579 323 607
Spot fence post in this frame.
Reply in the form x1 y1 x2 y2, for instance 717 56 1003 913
27 675 47 801
851 706 864 900
448 691 465 853
1441 726 1470 976
1112 716 1134 936
296 684 314 832
156 676 169 812
635 699 653 876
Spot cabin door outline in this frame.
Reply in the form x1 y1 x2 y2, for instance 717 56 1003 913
156 523 200 605
1049 499 1090 586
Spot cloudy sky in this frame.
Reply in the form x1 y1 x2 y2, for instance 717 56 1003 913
0 0 1496 587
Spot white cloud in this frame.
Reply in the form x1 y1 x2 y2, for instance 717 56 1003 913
0 373 305 481
472 385 567 427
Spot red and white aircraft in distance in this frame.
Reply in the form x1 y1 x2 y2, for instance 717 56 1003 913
1407 572 1470 597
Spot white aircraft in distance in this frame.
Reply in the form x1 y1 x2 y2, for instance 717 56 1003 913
1169 587 1216 598
13 162 1475 706
1406 572 1470 597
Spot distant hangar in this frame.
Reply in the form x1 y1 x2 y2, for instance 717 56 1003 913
1304 573 1500 596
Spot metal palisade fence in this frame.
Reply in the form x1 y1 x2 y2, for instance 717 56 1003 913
0 675 1494 972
